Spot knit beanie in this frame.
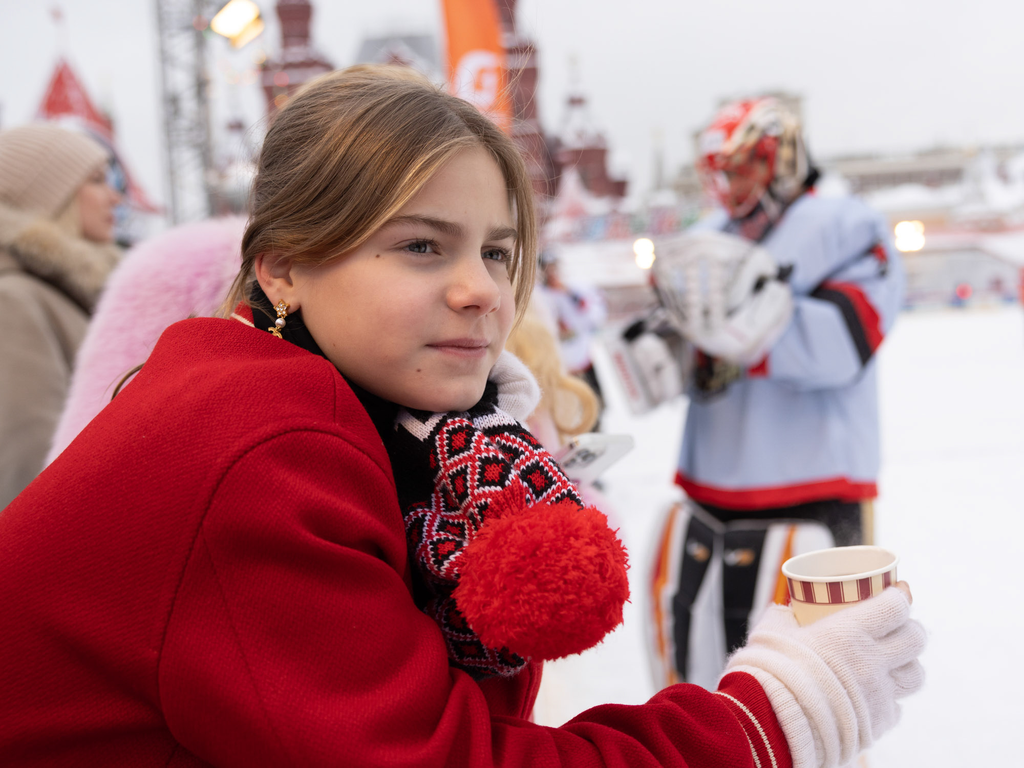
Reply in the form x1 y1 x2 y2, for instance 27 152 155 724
0 123 109 219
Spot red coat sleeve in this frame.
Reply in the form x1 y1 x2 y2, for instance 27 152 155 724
159 429 790 767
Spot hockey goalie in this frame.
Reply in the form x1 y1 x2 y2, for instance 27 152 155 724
608 96 906 690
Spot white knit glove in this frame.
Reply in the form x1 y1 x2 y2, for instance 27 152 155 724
724 588 926 768
488 350 541 422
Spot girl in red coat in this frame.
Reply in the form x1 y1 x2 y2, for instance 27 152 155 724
0 66 924 768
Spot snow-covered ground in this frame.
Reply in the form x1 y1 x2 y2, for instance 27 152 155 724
533 304 1024 765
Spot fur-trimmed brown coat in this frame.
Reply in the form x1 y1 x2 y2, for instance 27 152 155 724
0 202 120 508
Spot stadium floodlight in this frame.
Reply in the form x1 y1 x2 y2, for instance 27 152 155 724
634 237 656 269
210 0 264 48
894 220 925 252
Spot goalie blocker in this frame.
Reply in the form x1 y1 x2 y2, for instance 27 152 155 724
600 310 690 416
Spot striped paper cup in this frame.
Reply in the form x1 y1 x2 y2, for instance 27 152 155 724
781 545 899 626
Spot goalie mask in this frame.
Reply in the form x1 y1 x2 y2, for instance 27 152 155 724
652 230 793 367
697 97 815 221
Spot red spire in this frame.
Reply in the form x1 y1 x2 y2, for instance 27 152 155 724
36 58 113 140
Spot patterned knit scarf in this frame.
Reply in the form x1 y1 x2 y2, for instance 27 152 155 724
386 364 629 680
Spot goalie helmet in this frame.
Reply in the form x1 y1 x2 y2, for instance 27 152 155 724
697 97 815 219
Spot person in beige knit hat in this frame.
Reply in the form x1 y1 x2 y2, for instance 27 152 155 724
0 122 122 509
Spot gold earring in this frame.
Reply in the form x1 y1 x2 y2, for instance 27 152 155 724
269 300 289 338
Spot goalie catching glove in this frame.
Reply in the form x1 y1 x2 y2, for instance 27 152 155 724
652 230 794 366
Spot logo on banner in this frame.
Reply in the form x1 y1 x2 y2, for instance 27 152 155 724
452 50 501 111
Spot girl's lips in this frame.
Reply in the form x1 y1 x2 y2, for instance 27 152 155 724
428 340 490 357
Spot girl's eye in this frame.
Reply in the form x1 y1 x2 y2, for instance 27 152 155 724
405 240 437 255
483 247 511 263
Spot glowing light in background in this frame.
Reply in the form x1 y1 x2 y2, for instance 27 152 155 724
956 283 973 301
211 0 265 49
634 237 655 269
894 220 925 252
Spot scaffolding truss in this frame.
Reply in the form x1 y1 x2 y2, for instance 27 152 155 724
154 0 215 224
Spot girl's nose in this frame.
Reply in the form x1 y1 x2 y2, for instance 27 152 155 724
448 254 502 315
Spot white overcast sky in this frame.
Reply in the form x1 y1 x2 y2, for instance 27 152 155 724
2 0 1023 210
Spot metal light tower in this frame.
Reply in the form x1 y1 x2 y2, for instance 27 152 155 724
154 0 216 225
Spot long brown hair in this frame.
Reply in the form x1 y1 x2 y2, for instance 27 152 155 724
222 65 537 319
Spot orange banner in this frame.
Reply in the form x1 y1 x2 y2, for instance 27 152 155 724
442 0 511 131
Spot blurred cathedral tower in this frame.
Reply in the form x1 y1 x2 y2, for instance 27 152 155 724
260 0 333 113
495 0 626 211
495 0 556 199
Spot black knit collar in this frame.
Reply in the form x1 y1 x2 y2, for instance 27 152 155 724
248 282 398 440
249 281 326 358
345 379 400 442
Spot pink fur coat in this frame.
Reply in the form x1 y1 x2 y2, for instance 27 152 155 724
45 216 246 464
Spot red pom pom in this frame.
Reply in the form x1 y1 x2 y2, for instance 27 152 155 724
453 497 630 661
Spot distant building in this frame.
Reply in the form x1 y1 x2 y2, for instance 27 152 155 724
497 0 627 213
825 149 971 195
353 34 442 83
898 231 1021 308
858 149 1024 308
495 0 557 201
551 88 628 202
260 0 333 114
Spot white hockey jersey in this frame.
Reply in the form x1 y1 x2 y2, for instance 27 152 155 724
676 192 905 509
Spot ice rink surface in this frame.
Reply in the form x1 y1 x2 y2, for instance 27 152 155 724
534 304 1024 765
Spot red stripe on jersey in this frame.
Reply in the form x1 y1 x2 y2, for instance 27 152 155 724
871 243 889 267
820 280 884 354
676 471 877 510
748 356 769 377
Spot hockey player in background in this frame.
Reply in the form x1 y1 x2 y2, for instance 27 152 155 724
536 251 608 411
647 97 906 689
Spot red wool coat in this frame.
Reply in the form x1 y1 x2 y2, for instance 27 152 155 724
0 317 791 767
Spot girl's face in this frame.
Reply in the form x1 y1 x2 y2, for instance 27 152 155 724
283 146 517 412
76 165 120 243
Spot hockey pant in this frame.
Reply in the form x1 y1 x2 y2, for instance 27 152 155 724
646 498 866 690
